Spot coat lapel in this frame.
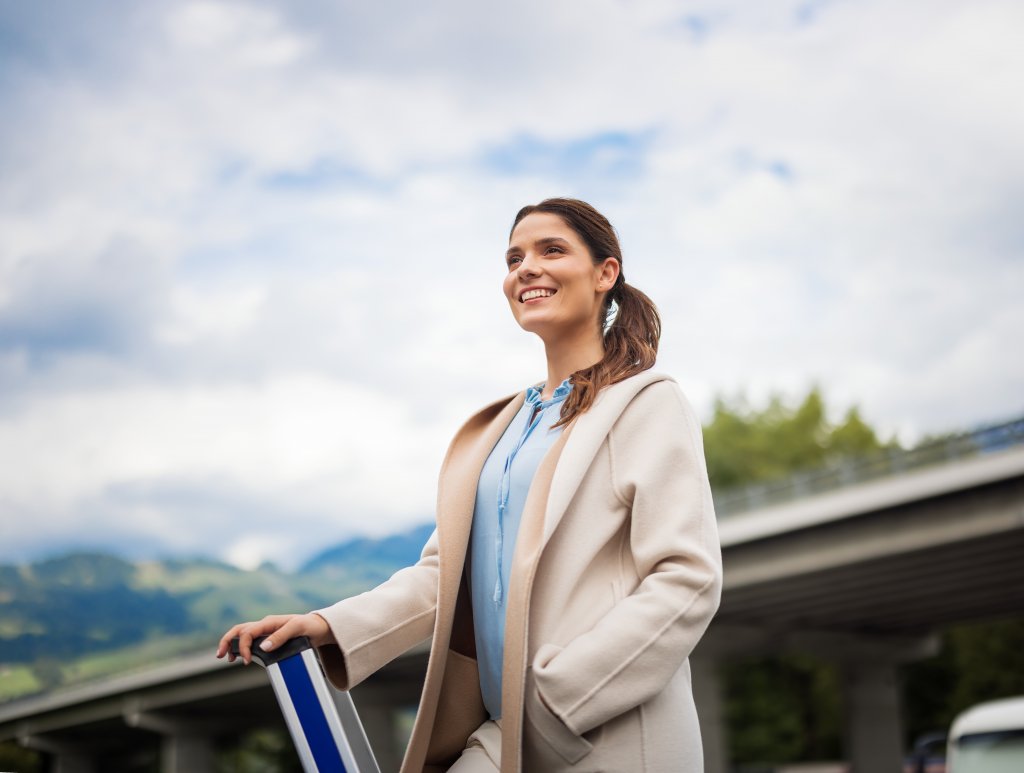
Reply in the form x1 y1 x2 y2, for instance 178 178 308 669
540 370 670 545
403 392 525 773
436 391 525 598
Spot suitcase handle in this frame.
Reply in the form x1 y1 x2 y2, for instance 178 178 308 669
226 635 381 772
229 635 314 667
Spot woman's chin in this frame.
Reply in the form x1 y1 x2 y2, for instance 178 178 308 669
514 315 556 337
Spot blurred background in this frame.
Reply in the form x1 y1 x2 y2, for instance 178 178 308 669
1 1 1022 771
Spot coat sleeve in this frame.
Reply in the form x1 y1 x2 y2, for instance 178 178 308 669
313 527 439 690
531 380 723 735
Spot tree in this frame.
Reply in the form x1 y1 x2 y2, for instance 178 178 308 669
703 386 897 491
903 617 1024 744
0 742 41 773
702 387 938 764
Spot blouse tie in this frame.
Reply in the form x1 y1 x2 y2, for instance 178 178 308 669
492 377 572 605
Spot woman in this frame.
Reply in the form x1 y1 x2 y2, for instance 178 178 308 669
218 198 723 772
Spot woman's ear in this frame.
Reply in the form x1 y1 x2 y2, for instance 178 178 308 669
596 257 620 291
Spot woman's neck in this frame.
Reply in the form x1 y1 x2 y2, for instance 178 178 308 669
540 328 605 400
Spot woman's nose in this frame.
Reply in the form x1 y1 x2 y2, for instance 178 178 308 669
517 255 541 278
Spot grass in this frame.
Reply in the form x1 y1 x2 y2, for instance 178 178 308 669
0 634 219 703
0 557 378 704
0 666 39 700
61 632 217 683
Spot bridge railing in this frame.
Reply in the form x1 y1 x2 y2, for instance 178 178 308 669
711 415 1024 517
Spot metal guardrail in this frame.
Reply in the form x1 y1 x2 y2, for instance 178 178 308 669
712 415 1024 517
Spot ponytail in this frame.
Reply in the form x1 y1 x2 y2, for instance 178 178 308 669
554 278 661 428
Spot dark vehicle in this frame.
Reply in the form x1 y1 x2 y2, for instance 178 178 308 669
904 732 947 773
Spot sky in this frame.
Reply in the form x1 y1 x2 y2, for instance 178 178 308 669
1 0 1021 569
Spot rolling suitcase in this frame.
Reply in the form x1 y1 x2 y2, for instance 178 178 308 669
230 635 381 773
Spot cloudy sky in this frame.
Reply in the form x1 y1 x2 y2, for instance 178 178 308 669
1 0 1021 569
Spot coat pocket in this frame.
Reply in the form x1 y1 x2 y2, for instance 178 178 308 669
525 682 594 765
526 644 595 765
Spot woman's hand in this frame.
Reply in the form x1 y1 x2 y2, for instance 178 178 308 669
215 613 333 665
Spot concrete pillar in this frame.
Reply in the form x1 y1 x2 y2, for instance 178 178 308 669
690 656 728 773
50 757 95 773
52 754 96 773
159 732 215 773
18 735 96 773
841 660 904 773
124 710 215 773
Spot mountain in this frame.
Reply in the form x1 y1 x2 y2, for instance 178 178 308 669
302 523 434 578
0 522 435 701
0 553 193 663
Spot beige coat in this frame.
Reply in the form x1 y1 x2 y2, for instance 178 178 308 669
316 370 723 772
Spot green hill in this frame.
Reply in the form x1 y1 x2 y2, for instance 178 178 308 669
0 523 434 702
302 523 434 580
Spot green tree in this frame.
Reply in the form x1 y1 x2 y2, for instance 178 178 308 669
724 655 842 764
948 618 1024 712
902 618 1024 745
703 386 896 490
217 728 302 773
0 742 42 773
704 387 898 764
828 407 884 459
707 389 1023 763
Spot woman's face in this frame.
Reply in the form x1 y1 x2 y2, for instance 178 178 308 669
503 212 619 340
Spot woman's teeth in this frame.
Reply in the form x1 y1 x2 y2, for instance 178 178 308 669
521 289 555 302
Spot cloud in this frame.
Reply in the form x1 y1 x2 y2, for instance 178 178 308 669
0 236 170 359
0 0 1021 564
0 375 451 566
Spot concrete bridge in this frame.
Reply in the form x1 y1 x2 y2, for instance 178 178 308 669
0 641 427 773
696 417 1024 772
3 417 1022 772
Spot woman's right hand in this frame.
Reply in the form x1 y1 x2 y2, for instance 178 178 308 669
216 613 333 665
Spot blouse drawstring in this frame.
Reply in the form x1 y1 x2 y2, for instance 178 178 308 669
492 379 571 606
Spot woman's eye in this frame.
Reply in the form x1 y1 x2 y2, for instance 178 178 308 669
545 246 563 254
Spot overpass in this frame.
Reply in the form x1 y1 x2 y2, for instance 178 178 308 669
0 642 428 773
695 417 1024 772
3 417 1023 772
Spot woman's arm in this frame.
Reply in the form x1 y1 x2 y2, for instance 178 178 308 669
216 527 440 691
531 380 723 735
313 526 441 689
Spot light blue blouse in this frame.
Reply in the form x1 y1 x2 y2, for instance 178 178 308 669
469 377 573 720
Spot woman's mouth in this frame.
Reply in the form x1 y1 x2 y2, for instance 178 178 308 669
520 288 556 303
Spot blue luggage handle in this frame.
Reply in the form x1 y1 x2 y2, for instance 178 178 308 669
229 636 381 773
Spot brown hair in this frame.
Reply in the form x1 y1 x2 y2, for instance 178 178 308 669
510 197 662 427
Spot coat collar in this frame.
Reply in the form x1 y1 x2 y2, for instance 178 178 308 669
436 370 674 561
540 370 672 545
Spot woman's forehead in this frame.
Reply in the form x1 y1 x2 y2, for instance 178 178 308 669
509 212 576 244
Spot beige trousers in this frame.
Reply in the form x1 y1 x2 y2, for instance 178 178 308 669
447 718 502 773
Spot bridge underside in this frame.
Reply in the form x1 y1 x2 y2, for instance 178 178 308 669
693 467 1024 773
3 649 429 772
716 527 1024 634
715 475 1024 635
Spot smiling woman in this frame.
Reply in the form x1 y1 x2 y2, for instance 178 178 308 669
218 198 723 772
502 199 663 421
